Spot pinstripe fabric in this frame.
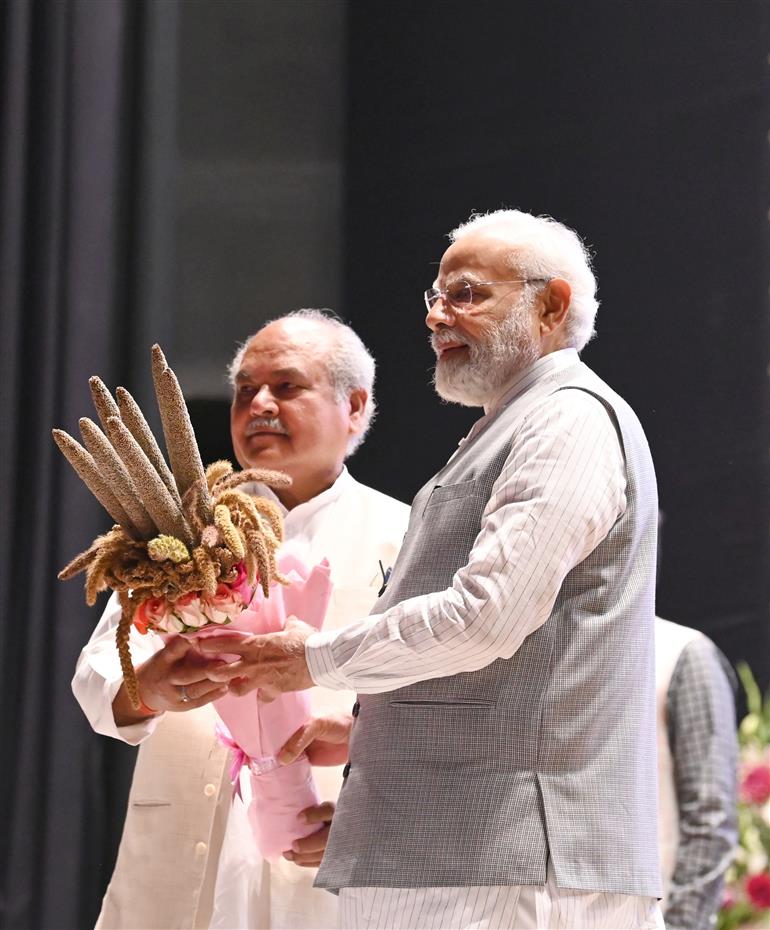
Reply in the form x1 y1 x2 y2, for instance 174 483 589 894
308 350 661 899
338 863 664 929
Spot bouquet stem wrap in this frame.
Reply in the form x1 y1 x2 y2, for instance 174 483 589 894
187 553 333 860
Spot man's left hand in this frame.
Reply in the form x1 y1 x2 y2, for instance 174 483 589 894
198 618 315 697
282 801 335 868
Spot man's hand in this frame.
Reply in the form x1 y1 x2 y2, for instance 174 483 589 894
112 635 229 726
277 713 353 767
199 618 316 697
282 801 335 868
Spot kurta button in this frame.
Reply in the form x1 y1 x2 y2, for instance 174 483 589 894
352 701 360 717
195 841 208 855
204 783 216 797
342 762 351 778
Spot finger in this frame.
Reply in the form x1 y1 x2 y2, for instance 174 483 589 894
292 824 330 854
282 850 323 867
290 852 324 867
257 685 280 703
277 723 314 764
198 634 253 655
183 679 232 702
171 660 230 686
300 802 335 824
156 635 191 664
228 677 259 697
206 660 250 682
169 684 229 712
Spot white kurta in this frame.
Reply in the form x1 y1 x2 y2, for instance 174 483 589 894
72 469 410 930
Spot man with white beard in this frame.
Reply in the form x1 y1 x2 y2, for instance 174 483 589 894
200 210 664 930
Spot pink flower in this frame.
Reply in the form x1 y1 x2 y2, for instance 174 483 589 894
200 584 244 626
134 596 169 634
721 888 736 910
746 873 770 909
227 561 254 606
741 765 770 805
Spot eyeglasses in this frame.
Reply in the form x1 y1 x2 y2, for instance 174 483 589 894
424 278 551 313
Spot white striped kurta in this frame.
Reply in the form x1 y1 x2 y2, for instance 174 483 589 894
338 863 665 929
307 349 663 929
308 350 627 693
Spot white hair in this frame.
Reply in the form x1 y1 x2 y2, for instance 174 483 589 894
449 209 599 351
227 308 376 456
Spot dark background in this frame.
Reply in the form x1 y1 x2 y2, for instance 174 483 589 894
2 1 769 927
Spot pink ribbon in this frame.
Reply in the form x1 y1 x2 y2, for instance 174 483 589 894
215 722 249 800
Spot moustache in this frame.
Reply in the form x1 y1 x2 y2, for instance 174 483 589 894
430 329 472 355
245 417 288 437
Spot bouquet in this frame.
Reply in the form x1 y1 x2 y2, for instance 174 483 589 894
718 664 770 930
53 344 289 707
54 346 332 858
199 551 333 859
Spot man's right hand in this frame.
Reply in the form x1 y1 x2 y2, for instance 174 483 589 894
112 635 229 726
277 713 353 767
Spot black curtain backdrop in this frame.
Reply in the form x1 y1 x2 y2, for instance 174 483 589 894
0 1 177 927
344 0 770 690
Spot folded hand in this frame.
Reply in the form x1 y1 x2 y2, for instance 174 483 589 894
199 618 316 697
282 801 336 868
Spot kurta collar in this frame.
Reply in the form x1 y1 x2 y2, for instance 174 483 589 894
458 348 580 448
241 466 352 521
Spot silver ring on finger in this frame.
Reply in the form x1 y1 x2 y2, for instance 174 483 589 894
179 684 191 704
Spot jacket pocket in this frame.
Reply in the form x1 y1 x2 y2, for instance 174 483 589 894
389 700 495 707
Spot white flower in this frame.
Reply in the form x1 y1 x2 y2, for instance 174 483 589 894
159 613 185 634
748 849 768 873
174 598 207 629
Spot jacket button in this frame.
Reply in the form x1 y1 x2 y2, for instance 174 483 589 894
352 701 360 717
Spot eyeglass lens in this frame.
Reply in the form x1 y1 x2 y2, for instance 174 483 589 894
426 282 474 309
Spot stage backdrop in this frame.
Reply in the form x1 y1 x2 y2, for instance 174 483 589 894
341 0 770 687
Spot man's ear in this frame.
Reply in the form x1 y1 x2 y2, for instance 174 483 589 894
540 278 572 336
347 388 368 433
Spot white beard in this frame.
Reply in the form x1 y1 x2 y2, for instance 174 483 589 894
432 294 540 407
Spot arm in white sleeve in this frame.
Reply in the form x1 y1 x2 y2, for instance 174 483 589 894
307 390 627 693
71 590 165 744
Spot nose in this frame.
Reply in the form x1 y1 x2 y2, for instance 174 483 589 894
249 385 278 417
425 297 456 332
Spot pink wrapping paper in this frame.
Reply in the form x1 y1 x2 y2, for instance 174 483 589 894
180 553 333 860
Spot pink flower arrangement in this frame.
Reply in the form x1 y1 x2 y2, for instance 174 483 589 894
718 665 770 930
741 764 770 806
133 562 253 635
746 873 770 910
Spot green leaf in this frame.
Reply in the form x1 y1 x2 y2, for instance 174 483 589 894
738 662 763 717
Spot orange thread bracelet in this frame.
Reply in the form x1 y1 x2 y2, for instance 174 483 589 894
137 694 160 717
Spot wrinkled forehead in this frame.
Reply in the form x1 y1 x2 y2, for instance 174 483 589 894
436 235 523 286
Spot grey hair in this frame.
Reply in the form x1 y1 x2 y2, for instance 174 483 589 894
449 209 599 351
227 308 376 456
